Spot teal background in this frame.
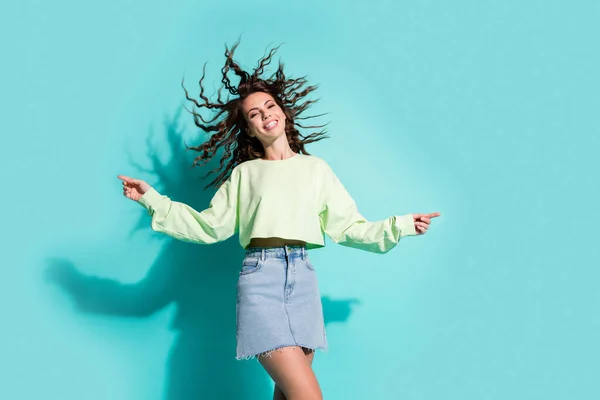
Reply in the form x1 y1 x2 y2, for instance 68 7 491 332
1 0 598 399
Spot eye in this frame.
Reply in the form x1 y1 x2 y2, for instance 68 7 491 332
249 113 258 118
268 104 275 108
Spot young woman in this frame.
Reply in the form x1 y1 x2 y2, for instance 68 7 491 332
118 41 440 400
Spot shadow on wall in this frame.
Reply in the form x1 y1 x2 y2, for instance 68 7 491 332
44 106 360 400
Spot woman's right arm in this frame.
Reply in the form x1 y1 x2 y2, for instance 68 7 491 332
120 169 239 245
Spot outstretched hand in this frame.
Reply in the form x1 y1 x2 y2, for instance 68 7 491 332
413 212 441 235
117 175 151 202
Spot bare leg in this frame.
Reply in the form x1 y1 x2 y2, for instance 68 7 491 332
273 347 315 400
260 346 322 400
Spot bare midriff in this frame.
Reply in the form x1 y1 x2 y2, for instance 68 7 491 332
246 237 307 249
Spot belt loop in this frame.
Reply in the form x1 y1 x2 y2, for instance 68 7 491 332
261 248 265 261
302 247 306 260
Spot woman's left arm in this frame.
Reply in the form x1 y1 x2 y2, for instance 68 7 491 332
317 161 418 254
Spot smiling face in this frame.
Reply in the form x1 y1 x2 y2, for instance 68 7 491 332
241 91 287 142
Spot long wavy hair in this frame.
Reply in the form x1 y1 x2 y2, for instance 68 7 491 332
181 40 329 189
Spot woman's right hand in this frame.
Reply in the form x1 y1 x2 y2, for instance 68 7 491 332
117 175 151 202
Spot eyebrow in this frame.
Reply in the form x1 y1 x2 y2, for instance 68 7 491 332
247 100 274 116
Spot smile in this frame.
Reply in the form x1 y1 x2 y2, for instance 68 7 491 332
264 120 278 130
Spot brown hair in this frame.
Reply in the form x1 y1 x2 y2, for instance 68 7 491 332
182 39 329 189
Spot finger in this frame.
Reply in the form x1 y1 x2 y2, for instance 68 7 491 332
416 216 430 224
117 175 133 182
428 212 441 218
118 175 141 185
415 221 428 230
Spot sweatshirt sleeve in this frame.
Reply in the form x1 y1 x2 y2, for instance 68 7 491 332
317 161 416 253
136 169 239 244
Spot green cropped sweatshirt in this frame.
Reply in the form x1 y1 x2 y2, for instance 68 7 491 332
137 153 416 253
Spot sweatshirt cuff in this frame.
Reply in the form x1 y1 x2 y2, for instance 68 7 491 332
395 213 417 238
137 187 163 210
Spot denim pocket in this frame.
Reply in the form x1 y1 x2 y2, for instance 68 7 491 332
305 257 316 271
240 257 264 275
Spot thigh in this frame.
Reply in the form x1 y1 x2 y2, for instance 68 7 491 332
302 347 315 366
259 346 322 400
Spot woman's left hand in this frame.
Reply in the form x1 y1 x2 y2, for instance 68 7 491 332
413 212 441 235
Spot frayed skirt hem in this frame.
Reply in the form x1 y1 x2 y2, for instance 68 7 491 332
236 344 329 361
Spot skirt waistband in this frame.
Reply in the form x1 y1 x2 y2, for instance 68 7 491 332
244 245 307 260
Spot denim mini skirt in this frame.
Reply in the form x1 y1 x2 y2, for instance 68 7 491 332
235 245 328 360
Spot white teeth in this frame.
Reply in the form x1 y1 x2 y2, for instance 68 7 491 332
265 120 277 129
